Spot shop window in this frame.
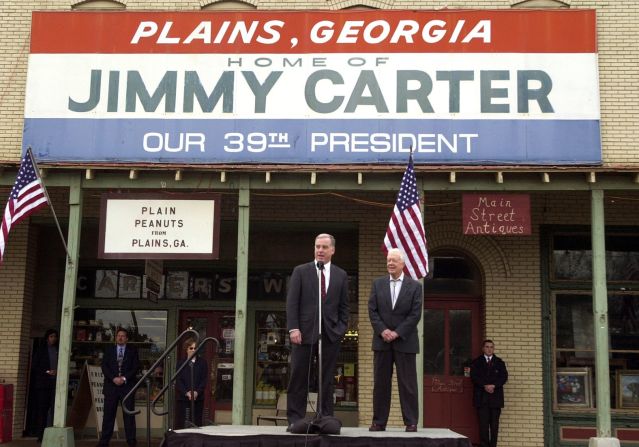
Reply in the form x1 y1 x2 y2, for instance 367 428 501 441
552 234 639 282
423 253 482 296
69 309 167 403
71 0 125 9
424 309 445 375
254 311 358 409
201 1 257 10
553 293 639 410
511 0 569 7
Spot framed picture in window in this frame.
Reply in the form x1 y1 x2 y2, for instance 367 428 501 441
165 271 189 299
556 367 592 408
95 270 118 298
617 370 639 409
191 276 212 300
118 273 142 298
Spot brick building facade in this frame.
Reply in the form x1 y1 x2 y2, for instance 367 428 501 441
1 1 638 447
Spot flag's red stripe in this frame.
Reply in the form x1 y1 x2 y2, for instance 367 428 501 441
391 211 422 278
0 201 15 260
16 180 44 198
15 191 46 214
13 197 47 226
405 206 428 273
385 209 428 278
1 154 50 264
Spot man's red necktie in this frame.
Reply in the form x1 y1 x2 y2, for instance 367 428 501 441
321 269 327 301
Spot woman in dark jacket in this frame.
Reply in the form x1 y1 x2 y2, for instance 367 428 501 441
175 338 208 428
31 329 59 442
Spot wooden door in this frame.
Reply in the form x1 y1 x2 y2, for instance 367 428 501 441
423 298 481 444
178 310 235 424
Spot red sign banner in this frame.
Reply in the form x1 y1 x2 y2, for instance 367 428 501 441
462 194 531 236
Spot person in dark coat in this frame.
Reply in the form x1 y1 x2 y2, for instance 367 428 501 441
31 329 58 442
368 248 423 432
470 339 508 447
98 328 140 447
175 337 208 428
286 233 350 429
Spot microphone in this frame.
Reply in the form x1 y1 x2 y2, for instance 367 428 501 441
317 261 324 270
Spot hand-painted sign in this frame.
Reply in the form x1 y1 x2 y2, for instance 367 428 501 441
462 194 531 236
24 10 600 165
98 193 221 259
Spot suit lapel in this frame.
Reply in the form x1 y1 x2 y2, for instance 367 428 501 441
308 262 319 301
325 264 334 301
393 278 410 309
383 278 393 309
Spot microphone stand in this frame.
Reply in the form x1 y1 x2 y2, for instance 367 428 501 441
188 361 196 427
315 261 324 420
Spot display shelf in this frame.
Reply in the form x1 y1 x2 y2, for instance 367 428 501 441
69 308 168 404
253 311 359 408
255 312 291 405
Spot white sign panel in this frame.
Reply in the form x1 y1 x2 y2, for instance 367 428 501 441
99 193 221 259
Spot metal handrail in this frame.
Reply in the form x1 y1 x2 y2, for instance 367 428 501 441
122 328 200 447
151 336 220 422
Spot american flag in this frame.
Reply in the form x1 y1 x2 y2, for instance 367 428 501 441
383 154 429 279
0 151 48 263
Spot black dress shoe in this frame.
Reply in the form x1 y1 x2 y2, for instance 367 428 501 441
369 424 386 431
405 424 417 432
286 424 293 432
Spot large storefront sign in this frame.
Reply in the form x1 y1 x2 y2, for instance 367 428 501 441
24 10 600 165
98 193 221 259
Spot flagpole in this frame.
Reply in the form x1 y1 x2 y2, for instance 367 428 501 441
27 147 73 265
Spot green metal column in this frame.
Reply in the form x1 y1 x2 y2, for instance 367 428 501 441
416 181 425 427
232 176 250 424
417 286 424 428
43 174 83 447
591 189 612 437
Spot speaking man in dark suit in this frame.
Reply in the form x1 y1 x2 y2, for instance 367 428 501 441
368 248 423 432
98 328 140 447
286 233 350 429
470 339 508 447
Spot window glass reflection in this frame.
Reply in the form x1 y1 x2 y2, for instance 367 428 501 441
424 309 444 374
449 310 472 376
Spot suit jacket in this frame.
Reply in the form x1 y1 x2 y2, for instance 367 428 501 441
470 354 508 408
102 344 140 392
176 356 208 401
368 275 423 353
31 345 57 390
286 261 350 344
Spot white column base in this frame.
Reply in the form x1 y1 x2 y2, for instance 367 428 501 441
589 437 620 447
42 426 75 447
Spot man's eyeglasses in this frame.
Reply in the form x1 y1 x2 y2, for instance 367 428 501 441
188 347 196 351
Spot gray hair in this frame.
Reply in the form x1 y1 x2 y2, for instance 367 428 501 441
315 233 336 248
387 248 405 261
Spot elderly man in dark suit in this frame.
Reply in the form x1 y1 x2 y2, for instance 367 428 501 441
286 233 350 429
470 339 508 447
98 328 140 447
368 248 423 432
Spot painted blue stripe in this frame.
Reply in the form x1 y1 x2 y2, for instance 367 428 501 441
23 118 601 165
